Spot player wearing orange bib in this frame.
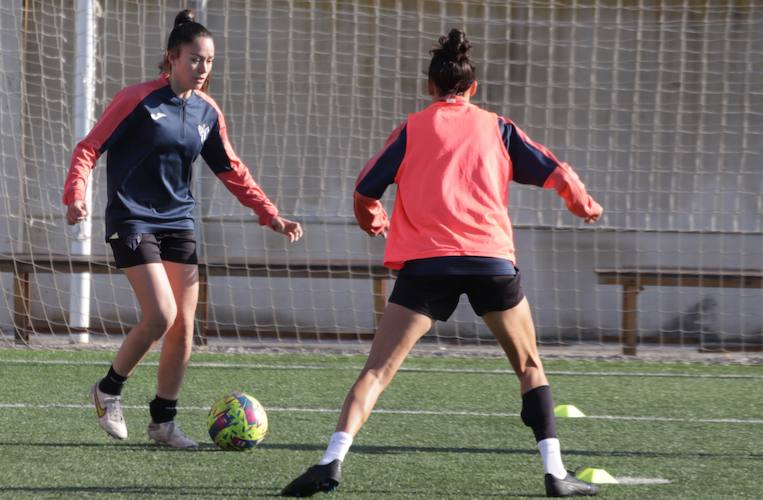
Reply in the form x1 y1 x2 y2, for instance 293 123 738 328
282 29 602 497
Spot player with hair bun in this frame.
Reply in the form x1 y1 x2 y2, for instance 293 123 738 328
63 9 302 448
281 29 600 497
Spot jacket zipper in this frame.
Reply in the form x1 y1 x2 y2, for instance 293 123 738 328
180 99 186 139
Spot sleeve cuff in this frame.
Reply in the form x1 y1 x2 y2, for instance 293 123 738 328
257 209 278 229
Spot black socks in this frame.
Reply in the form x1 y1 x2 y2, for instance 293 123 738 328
98 366 178 424
98 365 128 396
520 385 558 442
149 395 178 424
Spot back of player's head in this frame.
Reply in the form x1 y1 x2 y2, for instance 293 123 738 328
427 29 475 97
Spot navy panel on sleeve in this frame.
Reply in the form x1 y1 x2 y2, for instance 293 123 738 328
356 127 407 199
498 118 557 187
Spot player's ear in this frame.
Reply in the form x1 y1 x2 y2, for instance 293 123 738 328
167 47 181 65
468 80 478 97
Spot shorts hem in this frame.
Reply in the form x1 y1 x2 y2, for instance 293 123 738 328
387 298 442 321
473 292 525 316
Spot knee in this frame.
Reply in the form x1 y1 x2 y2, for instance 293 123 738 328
516 359 547 386
518 363 541 381
166 314 195 341
141 303 177 339
363 364 395 388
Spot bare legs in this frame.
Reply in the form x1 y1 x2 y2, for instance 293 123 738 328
112 263 176 377
283 296 595 497
335 303 432 435
335 297 546 437
111 261 198 399
482 297 548 395
156 262 198 399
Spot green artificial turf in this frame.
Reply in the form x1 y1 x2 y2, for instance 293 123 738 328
0 349 760 498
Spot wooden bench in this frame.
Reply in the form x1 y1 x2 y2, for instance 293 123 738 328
0 253 394 345
595 268 763 355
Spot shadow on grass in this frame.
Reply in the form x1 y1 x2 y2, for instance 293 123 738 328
264 442 536 456
0 441 763 460
1 441 760 461
263 443 762 461
0 441 221 452
0 485 546 498
339 488 546 498
0 485 277 496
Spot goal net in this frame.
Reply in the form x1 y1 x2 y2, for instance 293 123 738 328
1 0 761 352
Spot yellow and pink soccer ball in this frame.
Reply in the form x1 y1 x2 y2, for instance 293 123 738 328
207 392 268 451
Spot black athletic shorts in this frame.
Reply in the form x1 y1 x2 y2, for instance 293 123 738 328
388 271 525 321
109 231 198 269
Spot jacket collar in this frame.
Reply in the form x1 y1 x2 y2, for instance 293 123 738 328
436 94 468 105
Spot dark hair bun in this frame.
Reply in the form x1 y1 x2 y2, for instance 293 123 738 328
439 29 471 61
174 9 195 28
427 29 475 96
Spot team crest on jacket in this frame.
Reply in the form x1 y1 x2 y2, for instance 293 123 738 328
198 123 210 142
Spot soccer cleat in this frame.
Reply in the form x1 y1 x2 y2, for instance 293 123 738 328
545 472 599 497
147 420 198 448
281 459 342 497
89 382 128 440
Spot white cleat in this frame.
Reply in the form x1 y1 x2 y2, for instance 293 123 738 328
147 420 198 449
89 382 128 440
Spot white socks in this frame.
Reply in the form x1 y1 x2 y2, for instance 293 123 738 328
319 432 565 478
318 431 353 465
538 438 567 479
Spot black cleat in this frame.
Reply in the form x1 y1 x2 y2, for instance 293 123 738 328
281 459 341 497
545 472 599 497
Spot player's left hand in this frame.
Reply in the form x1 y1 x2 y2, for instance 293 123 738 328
271 216 303 242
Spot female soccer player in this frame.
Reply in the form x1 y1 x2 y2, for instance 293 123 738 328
282 29 601 497
63 9 302 448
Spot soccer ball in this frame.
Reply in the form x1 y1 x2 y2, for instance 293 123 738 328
207 392 268 451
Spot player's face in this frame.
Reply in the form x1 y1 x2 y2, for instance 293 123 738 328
169 36 215 92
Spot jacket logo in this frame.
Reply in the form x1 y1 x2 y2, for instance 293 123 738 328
198 123 210 142
150 112 166 121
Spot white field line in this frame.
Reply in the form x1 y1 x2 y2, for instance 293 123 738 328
0 358 760 380
614 477 672 485
0 402 761 425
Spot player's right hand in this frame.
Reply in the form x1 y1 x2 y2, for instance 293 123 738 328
584 200 603 224
367 222 389 238
66 200 88 225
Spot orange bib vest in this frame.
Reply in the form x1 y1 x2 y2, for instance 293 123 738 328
384 100 515 269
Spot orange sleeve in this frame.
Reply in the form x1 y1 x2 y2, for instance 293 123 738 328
62 88 133 205
197 91 279 228
543 162 603 219
353 192 389 236
62 78 167 205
